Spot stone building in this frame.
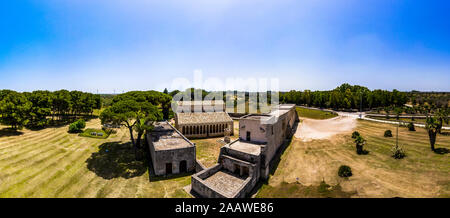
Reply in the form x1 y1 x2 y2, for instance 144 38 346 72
147 121 196 176
174 100 225 113
191 104 298 198
175 112 234 139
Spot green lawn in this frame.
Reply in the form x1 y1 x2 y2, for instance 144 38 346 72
296 107 338 119
0 119 192 198
79 128 111 139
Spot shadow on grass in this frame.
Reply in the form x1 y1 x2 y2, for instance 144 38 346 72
357 150 370 155
148 172 193 182
28 115 98 131
248 121 299 197
255 181 356 198
434 148 449 154
86 141 148 180
0 128 24 138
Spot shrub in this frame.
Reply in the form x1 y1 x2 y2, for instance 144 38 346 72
384 130 392 137
354 135 368 155
68 123 80 133
351 131 360 139
318 180 331 193
338 165 352 177
68 119 86 133
75 119 86 129
407 122 415 131
391 145 406 159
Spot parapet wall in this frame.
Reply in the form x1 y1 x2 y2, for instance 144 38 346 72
191 164 228 198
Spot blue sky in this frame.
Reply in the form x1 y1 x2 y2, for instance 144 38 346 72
1 0 449 92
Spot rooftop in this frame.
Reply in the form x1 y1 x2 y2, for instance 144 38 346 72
269 104 296 117
148 121 194 151
176 112 232 125
226 140 262 156
203 170 248 198
240 104 296 121
175 100 224 106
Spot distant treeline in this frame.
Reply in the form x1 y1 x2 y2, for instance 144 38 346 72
166 84 410 110
279 83 409 110
408 91 450 108
0 90 101 129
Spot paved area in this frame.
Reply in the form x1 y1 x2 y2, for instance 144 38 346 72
228 140 261 156
203 170 247 197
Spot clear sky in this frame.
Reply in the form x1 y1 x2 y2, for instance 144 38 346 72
1 0 449 93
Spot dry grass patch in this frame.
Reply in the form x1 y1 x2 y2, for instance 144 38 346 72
257 119 450 198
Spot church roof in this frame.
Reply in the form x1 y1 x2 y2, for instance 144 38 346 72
176 112 232 125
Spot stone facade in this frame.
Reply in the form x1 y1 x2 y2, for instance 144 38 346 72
174 100 225 113
147 121 196 176
175 110 234 139
191 104 299 198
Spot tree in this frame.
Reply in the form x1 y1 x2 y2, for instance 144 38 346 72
68 119 86 133
133 109 161 150
354 135 366 155
425 115 440 152
351 131 360 139
51 90 71 121
169 90 180 97
0 90 32 129
100 99 162 159
394 107 403 120
163 88 168 94
25 91 52 128
435 109 449 134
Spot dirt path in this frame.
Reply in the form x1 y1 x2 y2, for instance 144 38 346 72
295 116 357 142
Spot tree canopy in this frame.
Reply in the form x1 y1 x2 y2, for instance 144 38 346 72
280 83 408 110
100 91 166 159
0 89 101 129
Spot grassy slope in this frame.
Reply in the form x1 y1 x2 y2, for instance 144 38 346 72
296 107 338 120
0 119 191 198
257 119 450 198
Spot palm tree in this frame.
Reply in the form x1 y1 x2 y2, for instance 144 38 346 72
425 115 440 151
435 109 449 134
354 135 366 154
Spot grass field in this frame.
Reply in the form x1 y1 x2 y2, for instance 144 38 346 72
192 120 240 167
0 119 192 198
296 107 338 120
366 116 450 127
256 119 450 198
2 113 448 198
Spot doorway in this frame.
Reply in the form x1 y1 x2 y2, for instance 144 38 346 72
179 160 187 173
242 166 249 177
246 131 251 141
233 164 240 175
166 163 172 174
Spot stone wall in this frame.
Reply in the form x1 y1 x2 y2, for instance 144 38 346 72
149 146 196 176
177 121 234 139
220 143 261 164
